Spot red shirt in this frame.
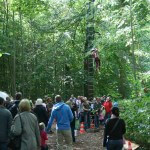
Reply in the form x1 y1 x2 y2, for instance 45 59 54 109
103 101 112 113
40 130 48 147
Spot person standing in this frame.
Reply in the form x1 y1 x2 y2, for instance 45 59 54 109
11 99 40 150
103 107 126 150
39 122 48 150
78 96 84 123
33 98 48 126
103 97 112 122
66 100 77 142
83 97 91 130
9 92 22 118
93 97 101 128
46 95 74 150
0 97 12 150
46 97 53 118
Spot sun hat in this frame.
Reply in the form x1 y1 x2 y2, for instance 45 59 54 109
35 98 43 105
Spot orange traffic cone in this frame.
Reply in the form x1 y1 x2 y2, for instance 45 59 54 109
90 120 95 129
80 122 85 134
127 141 132 150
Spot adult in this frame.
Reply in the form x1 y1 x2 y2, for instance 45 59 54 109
0 97 12 150
66 100 77 142
82 97 91 130
113 102 118 108
103 97 112 121
9 92 22 118
33 98 48 126
75 96 81 119
91 48 100 70
11 99 40 150
5 97 13 109
69 94 76 104
46 97 53 118
93 97 101 128
101 95 106 105
78 96 84 122
103 107 126 150
46 95 74 150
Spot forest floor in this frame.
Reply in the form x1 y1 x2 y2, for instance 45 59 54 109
47 126 104 150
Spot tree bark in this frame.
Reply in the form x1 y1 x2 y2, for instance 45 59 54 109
84 0 95 99
12 11 16 97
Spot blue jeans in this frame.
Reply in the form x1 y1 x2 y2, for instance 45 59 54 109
0 142 8 150
71 127 75 142
79 112 84 123
84 111 90 129
107 140 123 150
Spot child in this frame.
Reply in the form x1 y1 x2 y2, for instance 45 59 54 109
99 106 105 125
39 122 48 150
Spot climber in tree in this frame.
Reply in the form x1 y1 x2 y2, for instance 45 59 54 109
91 48 100 71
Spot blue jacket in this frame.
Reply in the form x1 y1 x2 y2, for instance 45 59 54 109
46 102 73 131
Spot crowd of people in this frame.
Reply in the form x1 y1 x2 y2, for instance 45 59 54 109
0 92 126 150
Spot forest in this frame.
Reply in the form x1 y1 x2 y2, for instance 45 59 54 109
0 0 150 99
0 0 150 148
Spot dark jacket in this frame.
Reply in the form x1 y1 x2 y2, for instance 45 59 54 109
71 103 77 128
0 106 12 142
94 101 101 113
33 105 48 126
103 118 126 147
9 100 20 118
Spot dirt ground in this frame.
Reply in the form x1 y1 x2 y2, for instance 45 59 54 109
47 127 104 150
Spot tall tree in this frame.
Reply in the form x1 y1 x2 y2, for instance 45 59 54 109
84 0 95 99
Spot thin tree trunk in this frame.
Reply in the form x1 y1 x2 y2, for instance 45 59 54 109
19 10 25 96
129 0 138 96
84 0 95 99
52 35 57 97
5 0 8 36
12 11 16 97
2 0 5 35
130 0 136 80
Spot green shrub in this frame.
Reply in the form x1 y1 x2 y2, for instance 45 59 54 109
119 96 150 149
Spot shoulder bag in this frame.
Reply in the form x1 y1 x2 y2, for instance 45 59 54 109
106 119 120 143
8 112 23 150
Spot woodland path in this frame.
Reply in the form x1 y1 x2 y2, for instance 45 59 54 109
47 127 104 150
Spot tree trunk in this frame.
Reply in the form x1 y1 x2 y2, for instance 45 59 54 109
12 11 16 97
84 0 95 99
129 0 136 80
19 10 25 96
129 0 138 96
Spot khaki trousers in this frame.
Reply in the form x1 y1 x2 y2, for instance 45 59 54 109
56 129 73 150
